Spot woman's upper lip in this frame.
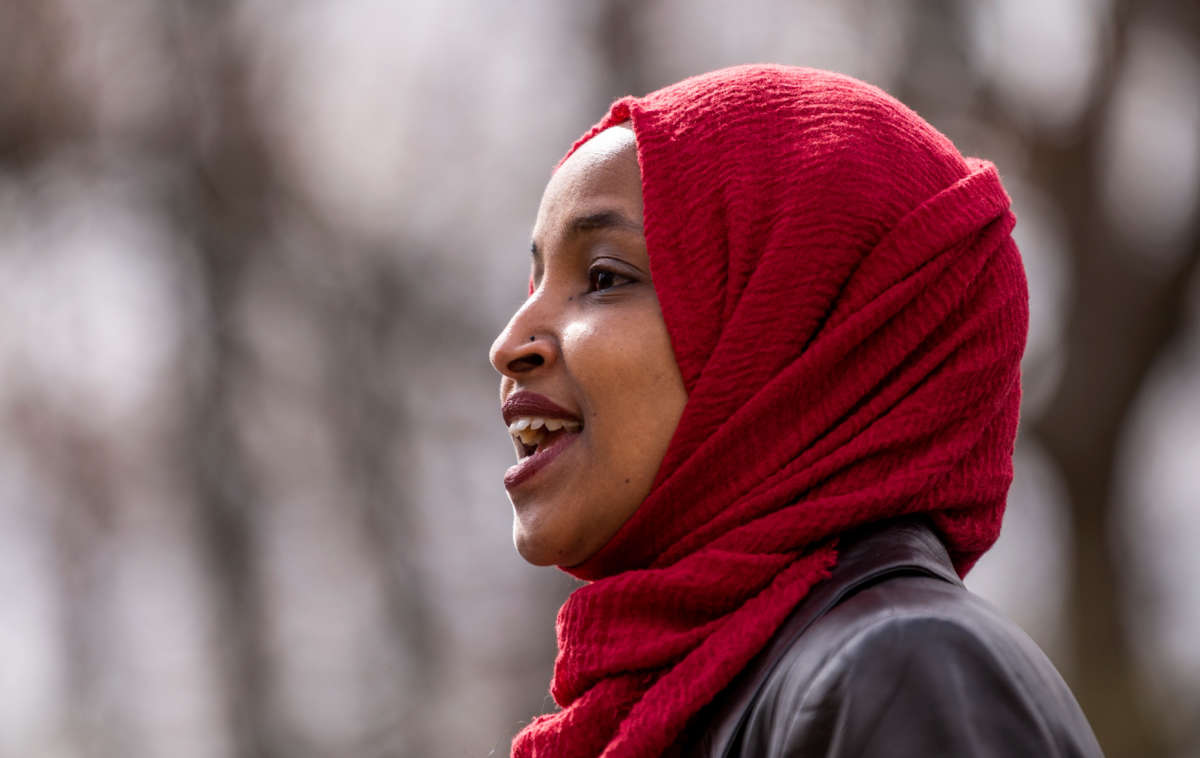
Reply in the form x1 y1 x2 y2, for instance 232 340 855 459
502 391 582 426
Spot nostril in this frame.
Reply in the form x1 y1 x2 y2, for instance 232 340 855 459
507 354 544 373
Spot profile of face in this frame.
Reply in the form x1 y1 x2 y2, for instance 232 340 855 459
489 125 688 568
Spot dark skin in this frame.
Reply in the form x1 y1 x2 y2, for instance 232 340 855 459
489 125 687 567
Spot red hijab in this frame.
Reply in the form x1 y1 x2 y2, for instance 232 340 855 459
512 64 1027 758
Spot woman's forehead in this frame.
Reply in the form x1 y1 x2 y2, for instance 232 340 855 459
555 125 638 185
533 127 642 242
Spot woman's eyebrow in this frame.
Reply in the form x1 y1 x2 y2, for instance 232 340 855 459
530 210 644 259
567 210 644 237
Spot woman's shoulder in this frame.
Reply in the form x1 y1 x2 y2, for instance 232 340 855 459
750 574 1101 757
686 520 1103 758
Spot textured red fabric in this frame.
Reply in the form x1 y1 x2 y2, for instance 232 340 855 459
511 64 1028 758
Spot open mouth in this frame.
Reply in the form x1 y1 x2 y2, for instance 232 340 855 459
509 416 583 459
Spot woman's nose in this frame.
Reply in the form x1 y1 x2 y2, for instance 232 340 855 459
489 296 557 378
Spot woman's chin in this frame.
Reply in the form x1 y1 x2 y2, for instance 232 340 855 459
512 518 588 567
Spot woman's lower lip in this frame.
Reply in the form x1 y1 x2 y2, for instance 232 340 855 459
504 431 579 490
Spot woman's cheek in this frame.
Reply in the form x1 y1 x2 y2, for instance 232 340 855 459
560 317 599 349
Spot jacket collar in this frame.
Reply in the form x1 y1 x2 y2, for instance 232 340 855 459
696 516 962 757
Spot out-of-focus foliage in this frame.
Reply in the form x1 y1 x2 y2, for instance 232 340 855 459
0 1 1196 757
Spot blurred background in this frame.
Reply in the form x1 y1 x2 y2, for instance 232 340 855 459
0 0 1197 756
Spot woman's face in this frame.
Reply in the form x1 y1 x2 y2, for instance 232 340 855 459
489 125 688 567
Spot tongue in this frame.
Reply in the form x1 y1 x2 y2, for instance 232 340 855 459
538 429 564 450
536 427 577 453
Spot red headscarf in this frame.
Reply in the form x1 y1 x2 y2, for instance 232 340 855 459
512 64 1028 758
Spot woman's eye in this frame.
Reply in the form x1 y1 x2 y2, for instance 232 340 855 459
588 268 629 292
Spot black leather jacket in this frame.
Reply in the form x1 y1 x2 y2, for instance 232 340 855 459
678 519 1103 757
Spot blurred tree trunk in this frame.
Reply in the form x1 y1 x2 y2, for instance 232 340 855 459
36 412 120 751
307 246 441 756
1001 2 1198 755
907 2 1190 753
163 3 281 755
1 0 108 751
592 0 656 101
0 0 84 165
162 3 446 753
900 1 1200 756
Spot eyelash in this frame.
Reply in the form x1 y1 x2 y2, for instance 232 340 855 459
587 266 633 293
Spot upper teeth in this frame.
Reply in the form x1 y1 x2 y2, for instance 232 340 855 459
508 416 581 446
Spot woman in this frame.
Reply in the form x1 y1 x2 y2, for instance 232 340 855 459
490 65 1102 758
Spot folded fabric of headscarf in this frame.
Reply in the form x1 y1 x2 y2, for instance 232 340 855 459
513 64 1028 758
